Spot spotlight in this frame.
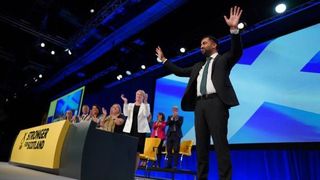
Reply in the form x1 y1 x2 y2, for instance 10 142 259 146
126 71 132 75
40 43 45 48
34 78 38 82
51 50 55 55
64 48 71 55
141 65 146 70
180 47 186 53
24 83 28 87
275 3 286 14
117 74 123 80
5 98 9 102
39 74 43 78
237 22 247 30
90 9 95 13
65 49 72 55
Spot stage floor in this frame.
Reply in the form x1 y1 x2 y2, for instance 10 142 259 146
0 162 75 180
0 162 160 180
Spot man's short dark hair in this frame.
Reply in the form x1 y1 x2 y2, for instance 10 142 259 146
202 35 219 49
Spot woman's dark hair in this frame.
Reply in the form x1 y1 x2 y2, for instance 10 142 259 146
158 112 165 121
92 104 101 114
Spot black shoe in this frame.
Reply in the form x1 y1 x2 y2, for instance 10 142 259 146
165 165 172 169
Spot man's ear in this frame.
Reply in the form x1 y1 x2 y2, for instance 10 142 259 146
212 42 217 49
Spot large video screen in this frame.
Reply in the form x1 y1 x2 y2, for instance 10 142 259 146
153 23 320 144
47 86 85 123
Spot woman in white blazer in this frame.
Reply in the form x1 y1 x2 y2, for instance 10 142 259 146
121 89 151 170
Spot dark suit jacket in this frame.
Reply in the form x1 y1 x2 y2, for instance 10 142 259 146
166 115 183 138
164 34 242 111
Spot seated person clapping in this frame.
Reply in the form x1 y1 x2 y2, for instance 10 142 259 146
88 104 104 127
65 110 78 123
78 105 91 121
100 104 126 133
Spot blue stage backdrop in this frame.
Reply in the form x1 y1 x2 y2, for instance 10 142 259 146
153 23 320 144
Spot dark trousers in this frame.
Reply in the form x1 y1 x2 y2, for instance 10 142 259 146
195 95 231 180
154 138 164 167
166 132 180 168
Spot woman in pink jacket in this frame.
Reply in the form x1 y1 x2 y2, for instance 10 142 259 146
151 112 166 167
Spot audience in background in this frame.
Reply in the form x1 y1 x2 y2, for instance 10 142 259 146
78 105 91 121
65 110 77 123
89 104 104 127
54 90 186 171
100 104 126 133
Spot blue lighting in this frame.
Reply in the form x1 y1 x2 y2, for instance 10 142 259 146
36 0 187 92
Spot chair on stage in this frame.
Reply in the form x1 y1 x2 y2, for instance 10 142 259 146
178 140 193 167
139 137 161 169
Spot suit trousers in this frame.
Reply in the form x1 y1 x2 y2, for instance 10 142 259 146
195 94 231 180
166 132 180 168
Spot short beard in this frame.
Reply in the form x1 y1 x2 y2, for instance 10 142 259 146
203 51 212 57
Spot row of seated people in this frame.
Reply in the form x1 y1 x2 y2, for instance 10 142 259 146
61 90 184 169
63 104 125 134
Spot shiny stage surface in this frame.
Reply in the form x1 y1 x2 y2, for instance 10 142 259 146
0 162 161 180
0 162 75 180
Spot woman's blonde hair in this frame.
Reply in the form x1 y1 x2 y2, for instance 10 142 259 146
110 103 122 114
136 89 145 96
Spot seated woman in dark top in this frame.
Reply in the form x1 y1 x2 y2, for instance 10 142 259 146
101 104 126 133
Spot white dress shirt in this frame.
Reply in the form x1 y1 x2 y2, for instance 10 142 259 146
196 52 218 96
